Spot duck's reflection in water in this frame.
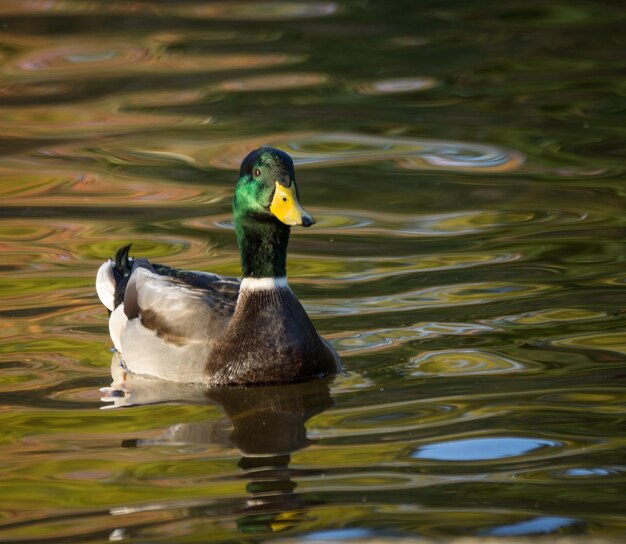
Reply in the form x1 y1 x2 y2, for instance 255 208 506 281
102 354 334 535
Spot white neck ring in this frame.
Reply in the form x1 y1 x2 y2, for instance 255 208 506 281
240 276 289 291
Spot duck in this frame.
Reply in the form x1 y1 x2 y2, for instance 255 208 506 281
96 147 341 385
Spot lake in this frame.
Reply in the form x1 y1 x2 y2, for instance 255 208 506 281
0 0 625 542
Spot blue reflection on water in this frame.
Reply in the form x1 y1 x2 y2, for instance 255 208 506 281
412 436 559 461
305 528 373 540
483 516 577 536
563 467 614 477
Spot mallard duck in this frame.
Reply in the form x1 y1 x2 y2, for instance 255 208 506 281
96 147 341 385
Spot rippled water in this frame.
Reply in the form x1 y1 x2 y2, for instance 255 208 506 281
1 1 625 541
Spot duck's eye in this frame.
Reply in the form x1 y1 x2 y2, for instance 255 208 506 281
282 196 288 202
254 168 261 177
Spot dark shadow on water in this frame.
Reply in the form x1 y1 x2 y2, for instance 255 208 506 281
103 361 334 535
212 382 333 533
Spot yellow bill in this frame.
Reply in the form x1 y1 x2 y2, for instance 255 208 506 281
270 182 315 227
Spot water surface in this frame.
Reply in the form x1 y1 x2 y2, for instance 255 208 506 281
0 0 625 542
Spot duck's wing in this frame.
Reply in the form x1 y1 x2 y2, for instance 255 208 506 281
118 265 239 382
123 263 239 345
97 248 240 382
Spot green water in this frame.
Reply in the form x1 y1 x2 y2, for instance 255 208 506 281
1 0 625 541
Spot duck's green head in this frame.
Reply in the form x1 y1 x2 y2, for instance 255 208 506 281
234 147 314 278
234 147 314 228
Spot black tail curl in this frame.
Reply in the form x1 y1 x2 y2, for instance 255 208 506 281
114 244 133 278
112 244 133 309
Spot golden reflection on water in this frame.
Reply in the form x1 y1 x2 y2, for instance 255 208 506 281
331 321 499 354
410 349 528 376
307 281 553 317
5 45 304 79
0 103 211 138
0 167 226 207
217 72 331 92
550 331 626 355
198 132 525 172
173 1 339 20
22 131 525 176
